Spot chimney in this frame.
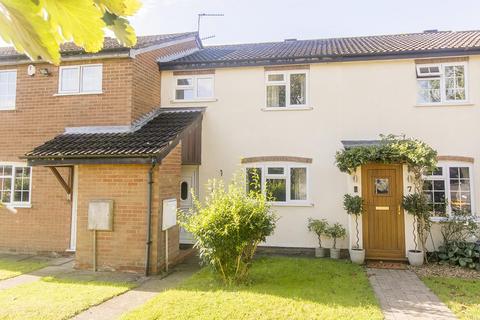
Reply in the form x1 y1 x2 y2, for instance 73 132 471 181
284 38 297 43
423 29 439 33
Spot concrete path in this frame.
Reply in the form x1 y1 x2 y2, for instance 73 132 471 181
0 256 73 290
367 268 457 320
73 257 200 320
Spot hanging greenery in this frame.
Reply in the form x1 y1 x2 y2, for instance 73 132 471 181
335 134 438 176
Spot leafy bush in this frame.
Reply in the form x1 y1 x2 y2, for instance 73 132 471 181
438 210 480 270
343 194 364 249
438 241 480 270
179 175 277 285
307 218 329 248
326 223 347 249
402 193 431 252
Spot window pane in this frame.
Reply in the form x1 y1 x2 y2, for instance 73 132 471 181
266 85 286 107
449 166 471 213
268 74 284 82
196 77 214 98
60 67 80 92
426 167 443 176
445 65 466 101
267 167 284 175
290 73 306 105
290 167 307 200
423 178 446 216
0 71 16 108
180 181 188 201
177 78 192 86
81 65 102 92
266 178 286 202
175 89 194 100
246 168 262 194
417 79 440 103
0 177 11 203
13 167 31 204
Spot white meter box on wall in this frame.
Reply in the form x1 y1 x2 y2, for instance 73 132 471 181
88 200 114 231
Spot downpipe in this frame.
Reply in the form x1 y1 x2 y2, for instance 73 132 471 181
145 158 157 276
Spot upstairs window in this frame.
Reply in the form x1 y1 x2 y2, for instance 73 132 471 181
0 163 32 207
423 163 474 217
175 75 214 100
0 70 16 110
59 64 102 94
246 163 308 204
265 71 307 108
416 63 467 105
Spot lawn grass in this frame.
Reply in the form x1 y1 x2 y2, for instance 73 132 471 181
422 276 480 320
0 257 48 280
122 257 383 320
0 276 136 320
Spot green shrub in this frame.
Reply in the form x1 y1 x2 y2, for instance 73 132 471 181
402 193 431 252
326 223 347 249
307 218 329 248
343 194 363 249
179 175 277 285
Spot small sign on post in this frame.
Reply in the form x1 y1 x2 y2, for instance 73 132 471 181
87 200 114 272
162 198 177 272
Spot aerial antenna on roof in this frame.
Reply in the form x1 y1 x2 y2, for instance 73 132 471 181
197 13 224 36
201 35 216 41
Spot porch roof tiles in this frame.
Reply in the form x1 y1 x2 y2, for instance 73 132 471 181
24 107 204 165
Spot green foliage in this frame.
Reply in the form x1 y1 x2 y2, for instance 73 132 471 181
0 0 141 65
402 193 431 251
441 210 479 245
335 134 437 175
343 194 364 249
326 223 347 249
179 175 277 285
307 218 329 248
438 241 480 270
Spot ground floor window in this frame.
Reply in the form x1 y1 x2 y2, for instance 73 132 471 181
423 162 473 217
0 163 32 207
246 163 308 204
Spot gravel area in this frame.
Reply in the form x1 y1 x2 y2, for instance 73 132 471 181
409 263 480 279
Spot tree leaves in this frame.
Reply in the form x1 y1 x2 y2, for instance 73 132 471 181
0 0 141 65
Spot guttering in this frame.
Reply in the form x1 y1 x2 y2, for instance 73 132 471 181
145 158 158 276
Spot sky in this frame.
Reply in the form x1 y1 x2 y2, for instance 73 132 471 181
130 0 480 46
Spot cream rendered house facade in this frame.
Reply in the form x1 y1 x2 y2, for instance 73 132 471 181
159 31 480 259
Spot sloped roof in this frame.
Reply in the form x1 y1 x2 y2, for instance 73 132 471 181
0 32 198 60
24 108 203 165
161 30 480 69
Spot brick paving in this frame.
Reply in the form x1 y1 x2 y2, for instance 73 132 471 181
367 268 457 320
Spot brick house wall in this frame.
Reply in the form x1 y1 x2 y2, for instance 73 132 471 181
0 38 198 254
75 144 181 273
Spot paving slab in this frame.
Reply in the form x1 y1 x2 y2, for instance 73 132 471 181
73 257 200 320
367 268 457 320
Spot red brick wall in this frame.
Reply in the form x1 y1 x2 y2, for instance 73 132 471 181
75 144 181 273
132 40 199 121
0 38 199 254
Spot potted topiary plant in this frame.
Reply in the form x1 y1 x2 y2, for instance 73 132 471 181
402 193 430 266
307 218 330 258
326 223 347 259
343 194 365 264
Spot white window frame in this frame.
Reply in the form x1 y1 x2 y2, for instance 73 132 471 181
0 69 17 110
173 75 215 101
265 70 309 109
245 162 310 206
58 64 103 95
416 62 468 106
423 161 475 219
0 162 32 208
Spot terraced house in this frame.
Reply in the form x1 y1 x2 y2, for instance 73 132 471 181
1 30 479 272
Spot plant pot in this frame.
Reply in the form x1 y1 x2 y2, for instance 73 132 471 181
349 248 365 264
408 250 424 266
315 247 328 258
330 248 341 259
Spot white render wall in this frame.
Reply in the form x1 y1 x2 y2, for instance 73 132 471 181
161 56 480 254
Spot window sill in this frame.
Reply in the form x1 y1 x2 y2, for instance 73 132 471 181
170 98 218 103
261 106 313 112
54 91 103 97
0 106 15 111
415 102 473 108
271 202 314 207
430 216 480 223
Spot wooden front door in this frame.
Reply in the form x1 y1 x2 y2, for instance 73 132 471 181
362 164 405 260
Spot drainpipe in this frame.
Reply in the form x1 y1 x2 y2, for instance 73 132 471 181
145 158 157 276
